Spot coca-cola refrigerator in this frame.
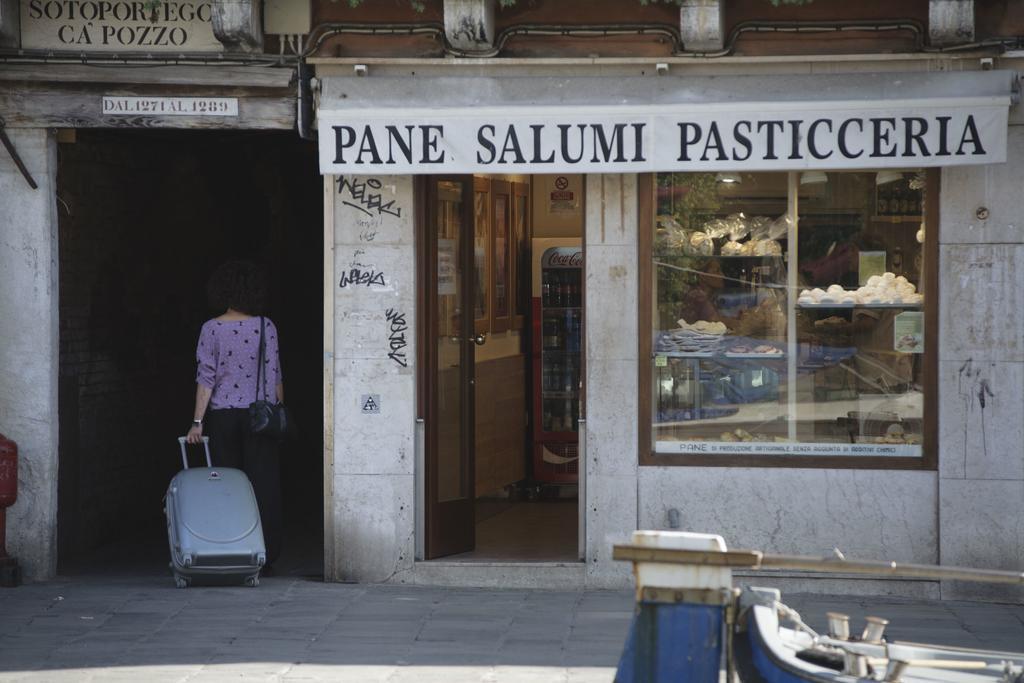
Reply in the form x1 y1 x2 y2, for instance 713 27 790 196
531 239 583 485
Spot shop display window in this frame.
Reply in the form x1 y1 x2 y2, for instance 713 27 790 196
642 171 935 467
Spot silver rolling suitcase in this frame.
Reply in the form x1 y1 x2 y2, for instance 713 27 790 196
165 436 266 588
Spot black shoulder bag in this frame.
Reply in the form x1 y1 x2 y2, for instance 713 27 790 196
248 316 290 440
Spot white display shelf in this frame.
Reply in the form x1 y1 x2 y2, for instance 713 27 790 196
654 350 786 359
722 352 787 359
655 350 716 358
797 302 923 309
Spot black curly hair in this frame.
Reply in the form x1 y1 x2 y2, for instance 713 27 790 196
206 260 268 315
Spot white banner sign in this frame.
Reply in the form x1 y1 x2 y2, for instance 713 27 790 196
318 102 1007 174
102 97 238 117
21 0 222 52
656 440 921 458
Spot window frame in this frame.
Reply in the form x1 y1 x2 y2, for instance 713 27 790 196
637 171 939 470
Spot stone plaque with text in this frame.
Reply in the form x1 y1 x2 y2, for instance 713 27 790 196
21 0 223 52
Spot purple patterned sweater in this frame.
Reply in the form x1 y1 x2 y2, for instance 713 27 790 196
196 317 282 410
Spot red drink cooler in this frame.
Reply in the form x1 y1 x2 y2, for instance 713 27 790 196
531 239 582 484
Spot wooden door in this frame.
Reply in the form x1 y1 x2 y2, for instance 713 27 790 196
423 177 477 559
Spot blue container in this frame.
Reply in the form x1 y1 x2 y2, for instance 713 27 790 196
615 601 725 683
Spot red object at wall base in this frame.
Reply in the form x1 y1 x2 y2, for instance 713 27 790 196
0 433 21 587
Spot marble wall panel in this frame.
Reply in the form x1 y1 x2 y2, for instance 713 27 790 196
334 175 415 246
938 360 1024 481
0 129 59 581
585 174 638 247
332 473 415 583
585 473 638 589
583 174 641 585
333 358 416 475
585 245 639 363
939 478 1024 602
584 359 638 477
938 244 1023 362
939 127 1024 246
334 244 416 361
637 467 939 564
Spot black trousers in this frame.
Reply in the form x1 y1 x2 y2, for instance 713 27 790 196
204 408 283 564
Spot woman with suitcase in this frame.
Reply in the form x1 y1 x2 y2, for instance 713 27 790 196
186 259 284 571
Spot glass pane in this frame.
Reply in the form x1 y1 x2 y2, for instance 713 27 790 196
494 194 510 319
436 180 466 502
793 171 925 456
652 173 790 452
650 171 928 459
514 194 529 318
474 190 490 324
541 247 582 434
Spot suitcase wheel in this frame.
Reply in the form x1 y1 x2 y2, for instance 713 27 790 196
245 575 259 588
175 577 189 589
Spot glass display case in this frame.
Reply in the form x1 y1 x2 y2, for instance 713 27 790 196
650 171 929 460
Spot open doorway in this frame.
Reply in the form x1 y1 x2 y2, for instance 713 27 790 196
55 130 324 578
422 174 584 563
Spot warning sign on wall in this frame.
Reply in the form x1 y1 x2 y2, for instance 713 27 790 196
361 394 381 414
549 175 577 214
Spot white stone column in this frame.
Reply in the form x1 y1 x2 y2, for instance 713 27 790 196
0 129 59 580
584 174 640 588
329 175 416 583
937 126 1024 602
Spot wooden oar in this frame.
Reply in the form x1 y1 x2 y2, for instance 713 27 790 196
612 545 1024 585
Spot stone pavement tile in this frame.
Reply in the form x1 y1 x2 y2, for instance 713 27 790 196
91 614 172 634
405 643 500 662
323 616 423 630
567 666 616 683
116 646 221 665
211 641 311 661
415 629 505 644
0 619 34 635
385 664 490 682
489 665 573 682
0 650 52 673
575 593 633 610
195 660 294 674
502 630 569 643
281 663 398 681
495 642 566 663
315 626 420 643
242 625 323 641
399 651 497 667
115 599 187 614
562 652 621 668
493 650 567 668
298 644 411 664
306 648 413 665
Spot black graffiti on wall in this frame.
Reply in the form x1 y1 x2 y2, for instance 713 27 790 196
339 268 386 289
385 308 409 368
338 176 402 218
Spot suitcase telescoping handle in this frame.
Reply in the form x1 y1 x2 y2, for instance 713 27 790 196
177 436 212 470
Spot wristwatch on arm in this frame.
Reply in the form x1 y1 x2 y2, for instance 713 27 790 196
192 419 203 429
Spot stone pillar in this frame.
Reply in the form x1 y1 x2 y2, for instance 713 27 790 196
329 175 416 583
584 174 639 589
0 129 59 581
937 126 1024 602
